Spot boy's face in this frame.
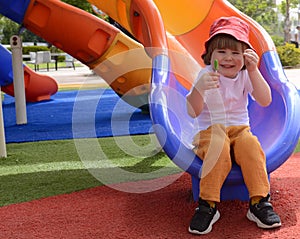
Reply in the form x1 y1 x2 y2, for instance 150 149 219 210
210 43 244 78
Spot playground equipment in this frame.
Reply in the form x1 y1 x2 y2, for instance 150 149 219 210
10 35 27 125
0 86 6 157
0 0 299 200
0 44 58 102
0 0 152 108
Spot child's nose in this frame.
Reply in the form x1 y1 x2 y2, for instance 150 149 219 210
224 53 233 60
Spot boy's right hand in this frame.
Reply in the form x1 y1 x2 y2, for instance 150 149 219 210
195 72 220 91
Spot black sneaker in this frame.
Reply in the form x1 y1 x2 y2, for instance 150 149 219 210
247 194 281 229
188 198 220 235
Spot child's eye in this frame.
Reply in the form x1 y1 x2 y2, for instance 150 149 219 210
217 50 226 53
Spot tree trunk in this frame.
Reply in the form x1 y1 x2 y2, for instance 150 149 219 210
284 0 291 42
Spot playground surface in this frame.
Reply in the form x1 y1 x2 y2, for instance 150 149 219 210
41 65 109 88
284 68 300 89
0 152 298 239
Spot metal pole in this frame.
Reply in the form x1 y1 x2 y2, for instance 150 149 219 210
0 87 7 158
10 35 27 125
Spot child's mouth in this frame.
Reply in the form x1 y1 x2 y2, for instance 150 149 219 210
220 64 234 69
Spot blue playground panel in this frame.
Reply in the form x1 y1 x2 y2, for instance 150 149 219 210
0 0 31 24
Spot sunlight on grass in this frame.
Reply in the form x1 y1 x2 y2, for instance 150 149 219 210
0 135 181 206
0 161 85 176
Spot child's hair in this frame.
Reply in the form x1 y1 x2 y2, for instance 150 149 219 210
202 34 250 67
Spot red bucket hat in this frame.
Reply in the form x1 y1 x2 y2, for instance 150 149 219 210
202 16 254 59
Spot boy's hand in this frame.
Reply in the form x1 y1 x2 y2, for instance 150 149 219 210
195 72 220 91
244 49 259 72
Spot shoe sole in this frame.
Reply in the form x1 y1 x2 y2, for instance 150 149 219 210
246 209 281 229
188 210 220 235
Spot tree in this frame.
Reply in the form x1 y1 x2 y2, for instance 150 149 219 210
227 0 278 35
278 0 299 42
0 17 45 44
1 18 23 44
61 0 93 13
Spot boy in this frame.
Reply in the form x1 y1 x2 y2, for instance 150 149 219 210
186 16 281 235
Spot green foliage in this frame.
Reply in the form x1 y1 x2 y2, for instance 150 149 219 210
61 0 93 14
228 0 276 19
271 35 285 47
1 18 20 44
7 45 50 55
278 0 299 16
227 0 278 35
0 17 45 44
276 43 300 67
5 46 66 63
21 46 50 54
22 45 63 55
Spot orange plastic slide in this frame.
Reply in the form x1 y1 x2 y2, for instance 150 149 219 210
0 43 58 102
21 0 152 107
2 66 58 102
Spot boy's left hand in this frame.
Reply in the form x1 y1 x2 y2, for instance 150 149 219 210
243 49 259 72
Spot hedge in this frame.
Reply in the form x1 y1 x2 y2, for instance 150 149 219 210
276 43 300 67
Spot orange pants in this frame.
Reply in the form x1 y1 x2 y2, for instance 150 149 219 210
192 124 270 202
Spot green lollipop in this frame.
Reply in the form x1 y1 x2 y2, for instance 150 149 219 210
214 59 219 72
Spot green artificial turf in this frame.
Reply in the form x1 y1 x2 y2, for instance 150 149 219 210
0 135 181 207
293 140 300 153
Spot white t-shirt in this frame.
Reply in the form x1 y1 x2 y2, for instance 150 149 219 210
192 65 253 131
296 30 300 43
290 28 299 42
